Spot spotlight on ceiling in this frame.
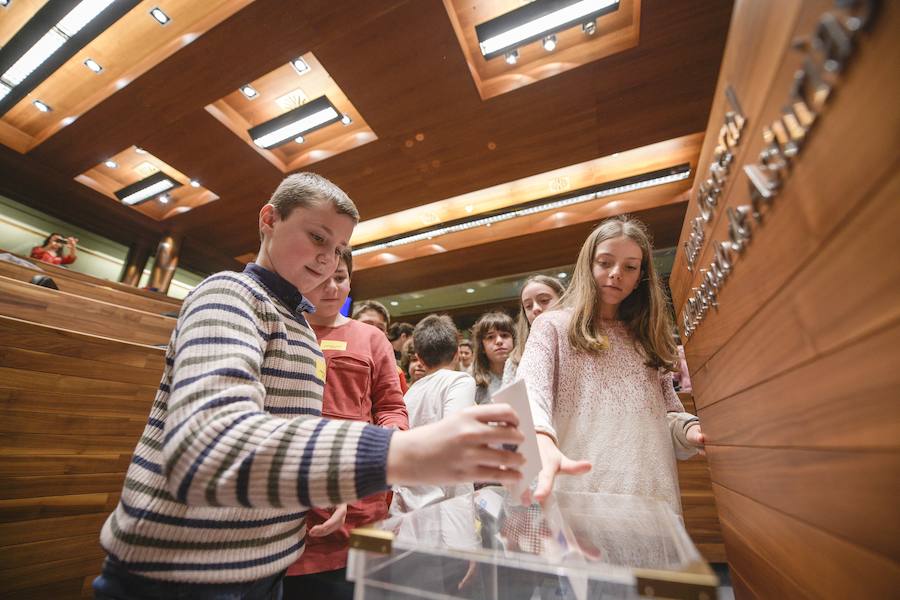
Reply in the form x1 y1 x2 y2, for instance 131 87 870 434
149 7 170 25
504 50 518 65
83 58 103 73
248 95 341 149
294 135 305 144
340 113 352 126
114 172 182 206
239 84 259 99
542 34 557 52
582 20 597 36
189 179 200 188
476 0 619 60
33 99 52 112
290 57 310 75
158 194 170 204
104 159 118 168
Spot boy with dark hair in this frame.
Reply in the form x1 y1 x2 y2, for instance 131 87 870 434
93 174 524 599
391 315 478 513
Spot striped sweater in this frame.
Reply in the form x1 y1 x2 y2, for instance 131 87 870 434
99 264 393 583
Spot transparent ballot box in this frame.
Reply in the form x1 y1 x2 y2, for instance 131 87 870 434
347 488 717 600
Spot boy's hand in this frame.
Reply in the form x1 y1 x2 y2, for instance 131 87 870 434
308 504 348 538
530 433 591 504
686 423 706 455
387 404 525 486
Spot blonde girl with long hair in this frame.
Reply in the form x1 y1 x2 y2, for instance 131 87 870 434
517 216 705 513
503 275 566 385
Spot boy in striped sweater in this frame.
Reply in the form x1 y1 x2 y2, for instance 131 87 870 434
94 173 525 599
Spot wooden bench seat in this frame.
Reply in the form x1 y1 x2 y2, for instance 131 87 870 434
0 258 180 316
0 275 175 347
0 316 163 599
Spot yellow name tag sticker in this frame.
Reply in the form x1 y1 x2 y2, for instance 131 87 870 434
320 340 347 351
315 357 327 383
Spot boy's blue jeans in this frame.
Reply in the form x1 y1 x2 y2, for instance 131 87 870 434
92 557 284 600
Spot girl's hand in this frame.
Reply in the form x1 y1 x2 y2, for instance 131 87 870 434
387 404 525 486
686 423 706 456
531 433 591 504
308 504 348 538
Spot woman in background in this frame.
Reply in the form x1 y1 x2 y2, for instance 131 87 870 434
31 232 78 266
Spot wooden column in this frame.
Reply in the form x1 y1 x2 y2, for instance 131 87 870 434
669 1 900 598
147 234 181 294
118 240 152 287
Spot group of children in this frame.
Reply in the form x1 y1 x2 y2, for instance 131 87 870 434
92 172 704 599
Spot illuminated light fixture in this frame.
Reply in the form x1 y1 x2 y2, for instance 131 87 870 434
189 179 200 188
83 58 103 73
149 7 170 25
476 0 619 60
582 20 597 36
0 1 10 8
0 0 134 116
558 272 568 278
158 194 170 204
290 57 310 75
33 99 52 112
542 34 557 52
248 95 341 149
353 164 691 257
466 288 475 294
104 159 118 168
114 172 181 206
504 50 518 65
239 84 258 99
340 113 352 126
294 135 305 144
135 146 148 154
390 301 399 306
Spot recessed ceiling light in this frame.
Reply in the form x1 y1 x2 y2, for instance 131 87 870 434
83 58 103 73
390 301 399 306
542 34 557 52
0 1 10 8
135 146 148 154
466 288 475 294
33 99 52 112
104 159 118 168
558 272 568 278
189 179 200 188
465 205 474 213
291 57 310 75
504 50 518 65
158 194 169 204
239 84 258 99
340 113 352 126
294 135 305 144
149 7 170 25
583 20 597 36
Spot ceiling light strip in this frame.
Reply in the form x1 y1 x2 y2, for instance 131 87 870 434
248 95 342 149
352 166 690 257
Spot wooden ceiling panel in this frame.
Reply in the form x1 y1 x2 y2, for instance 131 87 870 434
0 0 732 282
350 201 688 300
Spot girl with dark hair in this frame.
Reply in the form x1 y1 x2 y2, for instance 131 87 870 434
471 311 516 405
30 232 78 265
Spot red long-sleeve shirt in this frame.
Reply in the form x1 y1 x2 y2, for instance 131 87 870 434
287 318 409 576
30 246 75 265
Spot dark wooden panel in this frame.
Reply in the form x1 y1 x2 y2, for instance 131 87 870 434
0 347 161 386
352 202 687 299
714 484 900 599
698 321 900 450
708 446 900 560
0 388 156 418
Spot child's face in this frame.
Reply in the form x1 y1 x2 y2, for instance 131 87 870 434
458 344 473 365
592 236 643 311
304 261 350 318
259 202 354 293
521 282 560 325
483 328 513 366
357 309 387 333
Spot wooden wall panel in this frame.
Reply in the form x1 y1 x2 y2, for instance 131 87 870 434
669 1 900 597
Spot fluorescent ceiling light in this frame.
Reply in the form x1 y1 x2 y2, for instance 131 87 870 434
248 95 341 149
149 7 170 25
0 83 10 101
476 0 619 59
84 58 103 73
3 30 67 85
33 99 52 112
115 172 181 206
353 164 691 256
57 0 116 37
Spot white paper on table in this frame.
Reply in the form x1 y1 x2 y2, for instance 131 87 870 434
491 379 542 500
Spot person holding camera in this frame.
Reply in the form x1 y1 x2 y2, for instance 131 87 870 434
30 232 78 266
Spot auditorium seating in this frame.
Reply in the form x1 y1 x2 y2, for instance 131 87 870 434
0 316 163 599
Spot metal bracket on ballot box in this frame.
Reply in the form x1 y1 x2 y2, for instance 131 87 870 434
349 527 394 555
634 560 719 600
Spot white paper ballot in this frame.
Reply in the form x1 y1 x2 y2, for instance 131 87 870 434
491 379 542 500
